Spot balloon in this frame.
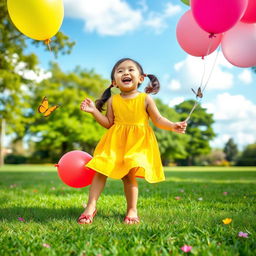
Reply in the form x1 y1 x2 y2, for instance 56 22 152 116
181 0 190 6
7 0 64 40
241 0 256 24
191 0 248 34
176 10 222 57
56 151 96 188
221 22 256 68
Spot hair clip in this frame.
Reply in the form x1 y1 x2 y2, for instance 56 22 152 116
143 74 148 77
109 84 114 88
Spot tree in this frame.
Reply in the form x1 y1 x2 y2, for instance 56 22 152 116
195 149 226 166
223 138 238 162
175 100 216 165
236 143 256 166
0 1 74 164
153 99 189 165
26 63 109 162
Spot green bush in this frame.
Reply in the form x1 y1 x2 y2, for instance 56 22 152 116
4 154 27 164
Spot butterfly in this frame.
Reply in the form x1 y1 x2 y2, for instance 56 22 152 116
38 96 59 117
191 87 203 98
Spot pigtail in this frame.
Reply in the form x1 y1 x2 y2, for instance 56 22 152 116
95 85 113 112
144 74 160 95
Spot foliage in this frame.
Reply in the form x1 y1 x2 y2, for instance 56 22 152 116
153 99 189 165
175 100 216 165
224 138 238 162
0 0 74 136
0 165 255 255
4 154 27 164
25 63 109 161
236 143 256 166
195 149 226 166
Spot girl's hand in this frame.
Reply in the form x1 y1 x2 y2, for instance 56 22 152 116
173 121 187 134
80 98 96 113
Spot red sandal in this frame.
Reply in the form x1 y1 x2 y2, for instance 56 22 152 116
77 209 97 224
124 216 140 224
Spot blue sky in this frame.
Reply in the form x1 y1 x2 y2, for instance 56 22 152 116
24 0 256 150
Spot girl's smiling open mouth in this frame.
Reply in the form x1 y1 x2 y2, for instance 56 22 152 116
122 77 132 84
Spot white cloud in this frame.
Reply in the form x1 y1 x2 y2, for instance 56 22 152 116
204 93 256 149
168 96 184 107
144 2 181 33
64 0 142 36
168 79 181 91
238 69 253 84
170 52 234 95
137 0 148 12
15 62 52 83
64 0 181 35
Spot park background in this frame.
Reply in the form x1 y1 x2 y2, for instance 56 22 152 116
0 1 255 255
0 0 255 167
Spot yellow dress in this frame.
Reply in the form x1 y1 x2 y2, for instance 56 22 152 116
86 92 165 183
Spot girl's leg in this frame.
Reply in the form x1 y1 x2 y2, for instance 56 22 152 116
122 168 139 224
79 172 107 223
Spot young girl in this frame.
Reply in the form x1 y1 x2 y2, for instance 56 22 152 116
79 58 187 224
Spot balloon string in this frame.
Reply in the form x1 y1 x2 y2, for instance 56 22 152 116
202 46 220 93
44 38 56 58
186 39 219 122
44 39 52 51
185 101 199 122
200 36 214 88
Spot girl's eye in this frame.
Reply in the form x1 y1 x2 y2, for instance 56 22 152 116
129 69 134 72
117 70 123 73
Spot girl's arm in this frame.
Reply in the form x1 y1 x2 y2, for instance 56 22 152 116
146 95 187 133
80 97 114 129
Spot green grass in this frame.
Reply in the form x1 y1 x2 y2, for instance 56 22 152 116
0 165 255 256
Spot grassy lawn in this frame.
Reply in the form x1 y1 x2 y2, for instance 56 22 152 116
0 165 255 255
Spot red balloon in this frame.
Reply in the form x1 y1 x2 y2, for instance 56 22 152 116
221 22 256 68
176 10 222 57
56 150 95 188
191 0 248 34
241 0 256 24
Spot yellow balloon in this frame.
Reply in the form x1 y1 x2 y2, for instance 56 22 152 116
7 0 64 40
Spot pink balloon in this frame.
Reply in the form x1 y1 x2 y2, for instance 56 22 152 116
221 22 256 67
191 0 248 34
176 10 222 57
241 0 256 23
56 150 95 188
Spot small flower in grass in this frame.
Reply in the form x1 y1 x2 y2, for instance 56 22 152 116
238 232 248 238
33 189 38 193
179 189 185 193
18 217 25 222
181 245 192 253
10 184 17 188
198 197 203 201
223 192 228 195
42 243 51 248
175 196 181 200
222 218 232 224
51 187 56 190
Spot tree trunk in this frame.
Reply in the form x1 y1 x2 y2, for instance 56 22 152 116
0 119 6 166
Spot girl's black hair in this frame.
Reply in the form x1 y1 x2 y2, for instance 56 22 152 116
95 58 160 112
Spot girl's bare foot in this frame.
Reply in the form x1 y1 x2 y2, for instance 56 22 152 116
77 205 97 224
124 209 140 224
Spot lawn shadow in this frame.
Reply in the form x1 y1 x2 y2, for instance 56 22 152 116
0 206 125 223
1 170 255 199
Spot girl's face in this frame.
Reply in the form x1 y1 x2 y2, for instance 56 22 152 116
112 60 144 92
